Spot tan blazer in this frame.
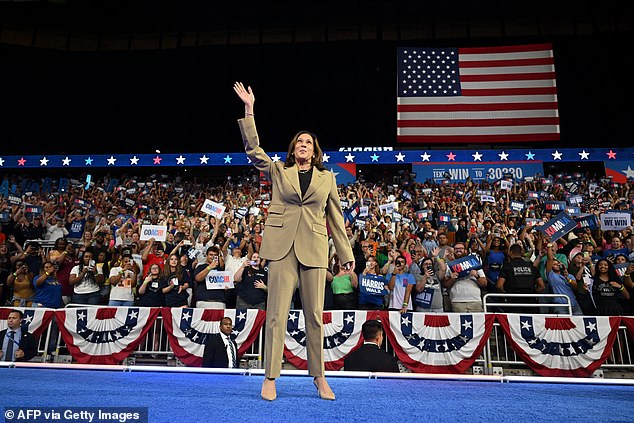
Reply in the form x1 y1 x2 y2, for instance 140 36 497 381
238 117 353 267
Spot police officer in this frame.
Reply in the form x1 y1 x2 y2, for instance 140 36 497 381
496 243 545 313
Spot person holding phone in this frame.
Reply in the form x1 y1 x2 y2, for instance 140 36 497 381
234 82 354 401
234 252 267 310
69 251 104 305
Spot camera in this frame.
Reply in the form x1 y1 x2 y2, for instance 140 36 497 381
249 260 258 266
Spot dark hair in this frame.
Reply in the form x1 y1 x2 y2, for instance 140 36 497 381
509 243 523 256
8 309 24 319
361 320 383 341
593 259 620 283
283 131 326 171
163 253 184 280
206 246 220 255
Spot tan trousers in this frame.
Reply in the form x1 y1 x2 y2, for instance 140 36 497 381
265 244 326 378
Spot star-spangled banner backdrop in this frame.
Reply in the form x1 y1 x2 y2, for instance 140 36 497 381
397 44 559 144
0 147 632 169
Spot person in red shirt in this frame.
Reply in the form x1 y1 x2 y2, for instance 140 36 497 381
141 238 166 277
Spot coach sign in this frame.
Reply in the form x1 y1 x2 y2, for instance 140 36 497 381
140 224 167 241
536 211 576 242
201 199 225 219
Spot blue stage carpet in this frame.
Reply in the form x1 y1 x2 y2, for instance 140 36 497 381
2 368 633 423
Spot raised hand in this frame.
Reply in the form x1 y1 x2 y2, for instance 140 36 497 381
233 82 255 114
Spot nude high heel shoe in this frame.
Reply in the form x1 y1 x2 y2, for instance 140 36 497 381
313 377 335 401
261 378 277 401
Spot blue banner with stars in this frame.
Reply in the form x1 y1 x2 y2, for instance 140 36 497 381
0 147 632 182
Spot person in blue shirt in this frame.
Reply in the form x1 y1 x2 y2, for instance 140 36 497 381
33 261 63 309
357 256 387 310
545 247 582 315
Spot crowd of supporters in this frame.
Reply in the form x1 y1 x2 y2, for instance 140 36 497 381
0 169 632 315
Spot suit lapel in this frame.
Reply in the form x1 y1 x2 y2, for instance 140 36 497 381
284 165 302 198
303 169 325 200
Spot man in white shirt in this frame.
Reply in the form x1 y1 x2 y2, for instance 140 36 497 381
202 317 239 368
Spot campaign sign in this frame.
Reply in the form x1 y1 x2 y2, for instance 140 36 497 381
574 214 599 230
358 274 388 297
413 162 543 183
600 211 631 230
615 263 629 278
354 219 366 229
140 224 167 241
7 195 22 205
544 201 566 212
510 200 525 212
567 195 584 206
536 211 576 242
447 255 482 278
201 199 225 218
414 287 435 309
416 209 432 220
206 270 234 290
438 213 451 225
379 202 396 215
359 206 369 217
565 206 581 216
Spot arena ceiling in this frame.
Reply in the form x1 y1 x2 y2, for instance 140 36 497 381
1 1 632 51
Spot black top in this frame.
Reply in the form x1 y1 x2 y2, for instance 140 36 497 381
194 264 226 303
138 276 167 307
164 272 190 307
236 267 267 305
499 257 539 293
298 167 313 197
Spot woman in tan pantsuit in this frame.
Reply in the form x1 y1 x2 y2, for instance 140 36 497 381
234 82 355 401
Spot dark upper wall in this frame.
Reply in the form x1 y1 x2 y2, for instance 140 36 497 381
0 1 632 154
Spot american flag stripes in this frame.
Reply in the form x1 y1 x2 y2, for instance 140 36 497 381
397 44 559 144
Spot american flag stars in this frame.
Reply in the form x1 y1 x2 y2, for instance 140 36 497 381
0 148 631 168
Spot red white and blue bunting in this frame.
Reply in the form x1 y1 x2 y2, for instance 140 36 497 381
0 307 55 337
8 307 632 376
284 310 368 371
495 314 621 377
161 307 265 367
56 307 159 365
381 311 494 373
